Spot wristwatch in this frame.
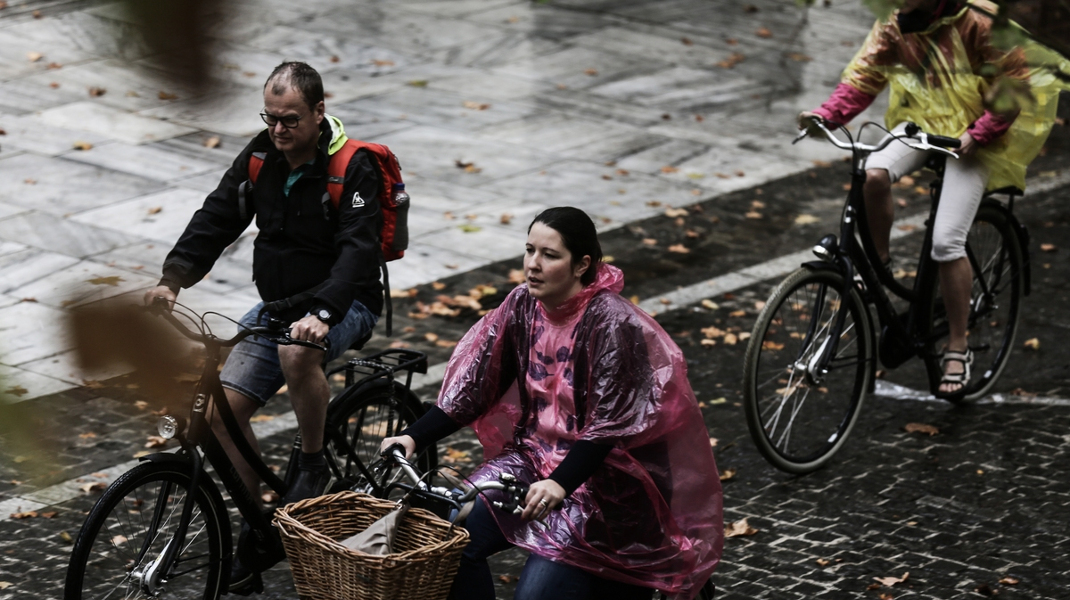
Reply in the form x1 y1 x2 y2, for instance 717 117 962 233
314 308 332 324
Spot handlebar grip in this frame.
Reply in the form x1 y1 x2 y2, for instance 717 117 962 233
927 134 962 149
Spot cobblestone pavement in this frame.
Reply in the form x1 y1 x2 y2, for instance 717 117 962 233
2 0 1070 599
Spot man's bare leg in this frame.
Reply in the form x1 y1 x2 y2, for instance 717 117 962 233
278 344 330 502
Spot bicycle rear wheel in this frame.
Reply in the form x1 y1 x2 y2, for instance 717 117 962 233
64 460 227 600
922 202 1023 403
742 267 874 474
325 382 437 496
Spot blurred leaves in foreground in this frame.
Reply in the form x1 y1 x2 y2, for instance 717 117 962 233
120 0 216 93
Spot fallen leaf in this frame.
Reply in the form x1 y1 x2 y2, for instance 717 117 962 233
454 160 481 173
80 482 107 494
1040 243 1057 252
755 27 772 38
700 339 717 347
40 511 58 518
27 51 43 62
459 224 482 233
147 206 162 215
10 511 38 519
204 136 221 149
144 436 168 448
701 299 719 310
407 80 429 87
709 437 718 447
87 276 123 286
719 468 736 481
795 214 819 225
432 281 447 290
660 165 679 174
249 414 275 423
78 432 97 439
659 298 672 305
157 91 178 100
5 386 28 397
681 36 693 46
762 341 785 351
389 340 410 349
726 37 739 45
667 244 690 254
72 141 93 151
695 114 705 122
261 491 279 504
1023 337 1040 350
642 238 658 246
500 213 513 225
665 207 688 218
724 518 758 537
903 422 939 436
462 101 491 111
816 558 831 567
723 333 738 345
88 86 106 97
111 534 128 546
873 572 909 587
59 531 73 544
896 224 917 232
584 68 598 76
729 310 746 317
436 339 458 348
716 52 746 69
745 211 763 219
498 574 519 583
787 52 812 62
134 400 149 409
708 397 727 405
371 59 394 67
998 577 1020 585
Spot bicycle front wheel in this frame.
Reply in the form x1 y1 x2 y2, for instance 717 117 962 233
742 267 874 474
326 382 437 496
922 202 1024 403
64 460 227 600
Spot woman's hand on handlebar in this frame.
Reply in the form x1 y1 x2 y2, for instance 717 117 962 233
957 131 978 157
797 110 823 130
379 435 416 460
522 479 565 522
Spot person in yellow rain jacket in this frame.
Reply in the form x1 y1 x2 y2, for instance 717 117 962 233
800 0 1069 398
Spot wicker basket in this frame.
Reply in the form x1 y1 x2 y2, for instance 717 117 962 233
273 491 470 600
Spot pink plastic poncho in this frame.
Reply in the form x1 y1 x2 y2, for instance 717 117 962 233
438 265 723 600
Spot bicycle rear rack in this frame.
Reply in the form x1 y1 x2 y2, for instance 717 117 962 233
337 348 429 391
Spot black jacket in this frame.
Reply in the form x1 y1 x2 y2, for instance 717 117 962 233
160 117 383 325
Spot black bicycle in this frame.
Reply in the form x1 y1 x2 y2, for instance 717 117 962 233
742 119 1030 474
63 301 435 599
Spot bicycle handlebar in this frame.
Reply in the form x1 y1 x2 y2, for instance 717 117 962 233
146 298 328 352
796 117 961 159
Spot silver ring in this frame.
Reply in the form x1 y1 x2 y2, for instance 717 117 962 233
538 499 549 506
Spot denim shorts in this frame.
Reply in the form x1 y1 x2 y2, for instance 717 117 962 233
219 300 378 406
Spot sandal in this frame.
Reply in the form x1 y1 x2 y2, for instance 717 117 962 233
937 348 973 398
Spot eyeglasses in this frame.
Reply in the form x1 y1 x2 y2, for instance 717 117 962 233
260 111 303 129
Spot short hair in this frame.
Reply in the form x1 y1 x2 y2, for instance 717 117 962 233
529 207 603 286
264 61 324 111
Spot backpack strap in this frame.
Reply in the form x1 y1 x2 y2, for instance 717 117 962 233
326 139 361 210
239 152 268 221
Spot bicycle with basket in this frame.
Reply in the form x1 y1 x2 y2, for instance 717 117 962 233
741 118 1030 474
63 300 436 599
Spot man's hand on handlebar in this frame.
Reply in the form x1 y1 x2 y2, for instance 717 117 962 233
143 286 176 311
379 435 416 460
521 479 565 522
290 314 329 344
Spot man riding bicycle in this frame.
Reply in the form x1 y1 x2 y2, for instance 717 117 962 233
143 61 384 593
799 0 1067 398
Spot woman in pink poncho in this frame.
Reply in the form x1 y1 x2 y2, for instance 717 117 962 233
382 207 722 600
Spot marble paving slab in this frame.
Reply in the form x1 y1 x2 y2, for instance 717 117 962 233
71 187 207 243
0 248 81 295
6 259 158 311
0 153 163 216
0 76 87 115
386 241 492 290
429 29 562 70
0 28 94 81
0 300 74 367
135 84 268 139
17 349 128 387
0 201 29 221
0 362 74 404
355 85 541 133
0 113 112 157
418 222 527 262
0 210 145 258
36 101 196 145
60 140 220 182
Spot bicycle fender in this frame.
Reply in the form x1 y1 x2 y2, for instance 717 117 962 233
801 260 844 276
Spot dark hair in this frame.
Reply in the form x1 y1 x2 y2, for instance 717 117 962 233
529 207 603 286
264 62 324 111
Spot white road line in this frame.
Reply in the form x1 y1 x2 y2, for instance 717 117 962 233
4 170 1068 521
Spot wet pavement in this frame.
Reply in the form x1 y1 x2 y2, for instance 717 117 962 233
1 0 1070 599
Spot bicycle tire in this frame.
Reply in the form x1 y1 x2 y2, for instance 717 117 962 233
921 202 1023 403
742 267 874 474
325 381 437 496
64 460 227 600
